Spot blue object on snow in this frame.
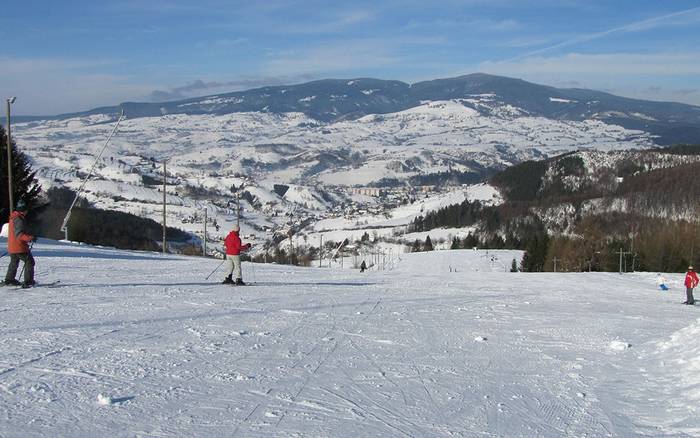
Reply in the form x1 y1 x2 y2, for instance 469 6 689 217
660 284 669 291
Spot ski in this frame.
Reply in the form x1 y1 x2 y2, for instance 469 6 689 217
220 280 255 286
10 280 61 290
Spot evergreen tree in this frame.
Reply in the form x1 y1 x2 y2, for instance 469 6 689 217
0 125 41 215
450 237 460 250
424 235 433 251
464 233 479 249
487 234 505 249
411 239 422 252
521 232 549 272
511 258 518 272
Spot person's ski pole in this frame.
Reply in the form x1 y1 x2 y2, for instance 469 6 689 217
250 258 257 285
205 258 226 280
18 241 35 280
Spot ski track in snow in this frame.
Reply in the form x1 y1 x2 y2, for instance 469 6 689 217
0 239 699 437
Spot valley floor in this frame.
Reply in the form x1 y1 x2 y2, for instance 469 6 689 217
0 240 698 437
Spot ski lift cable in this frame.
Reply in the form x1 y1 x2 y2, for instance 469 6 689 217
60 110 125 236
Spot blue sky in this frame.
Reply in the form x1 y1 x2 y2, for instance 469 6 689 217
2 0 700 115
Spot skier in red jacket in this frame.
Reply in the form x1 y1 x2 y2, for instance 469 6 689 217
223 224 251 285
684 266 699 305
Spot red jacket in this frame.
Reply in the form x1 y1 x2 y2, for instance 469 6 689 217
8 211 33 254
686 271 699 289
224 231 250 255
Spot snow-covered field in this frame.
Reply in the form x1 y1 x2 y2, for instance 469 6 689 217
1 239 699 437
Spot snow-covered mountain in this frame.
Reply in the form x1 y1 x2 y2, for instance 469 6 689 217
14 98 655 250
25 73 700 145
14 73 698 252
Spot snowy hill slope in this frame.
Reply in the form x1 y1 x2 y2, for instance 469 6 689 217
1 239 699 436
13 96 656 251
297 184 501 249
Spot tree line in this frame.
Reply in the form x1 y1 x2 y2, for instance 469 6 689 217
409 147 700 272
37 187 191 252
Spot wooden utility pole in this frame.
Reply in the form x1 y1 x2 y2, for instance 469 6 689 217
630 227 637 272
287 210 294 265
319 234 323 267
236 191 240 227
162 160 167 254
616 248 630 274
6 98 15 212
691 214 697 264
203 206 207 257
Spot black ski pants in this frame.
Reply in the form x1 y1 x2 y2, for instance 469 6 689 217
686 287 695 304
5 252 35 284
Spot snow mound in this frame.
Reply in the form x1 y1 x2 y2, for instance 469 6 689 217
656 319 700 402
609 340 632 351
97 394 113 406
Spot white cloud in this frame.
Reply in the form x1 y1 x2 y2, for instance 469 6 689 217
610 87 700 107
469 18 520 31
0 56 118 75
509 6 700 61
263 40 401 75
405 17 520 32
500 36 552 49
479 52 700 76
147 74 316 101
213 38 248 47
275 10 377 34
477 52 700 106
0 56 154 115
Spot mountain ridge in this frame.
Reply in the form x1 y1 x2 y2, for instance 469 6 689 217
15 73 700 144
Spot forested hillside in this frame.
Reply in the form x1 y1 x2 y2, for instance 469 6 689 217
411 146 700 272
35 187 193 252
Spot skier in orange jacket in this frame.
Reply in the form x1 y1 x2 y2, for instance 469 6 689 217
3 199 37 288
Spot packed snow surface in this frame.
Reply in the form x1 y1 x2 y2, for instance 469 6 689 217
1 239 699 437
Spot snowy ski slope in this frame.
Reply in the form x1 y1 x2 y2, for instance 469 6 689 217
1 239 699 436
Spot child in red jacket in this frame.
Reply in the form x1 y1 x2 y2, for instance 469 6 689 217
222 224 251 285
684 266 699 305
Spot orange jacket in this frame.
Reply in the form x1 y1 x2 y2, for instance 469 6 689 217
7 211 33 254
686 271 699 289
